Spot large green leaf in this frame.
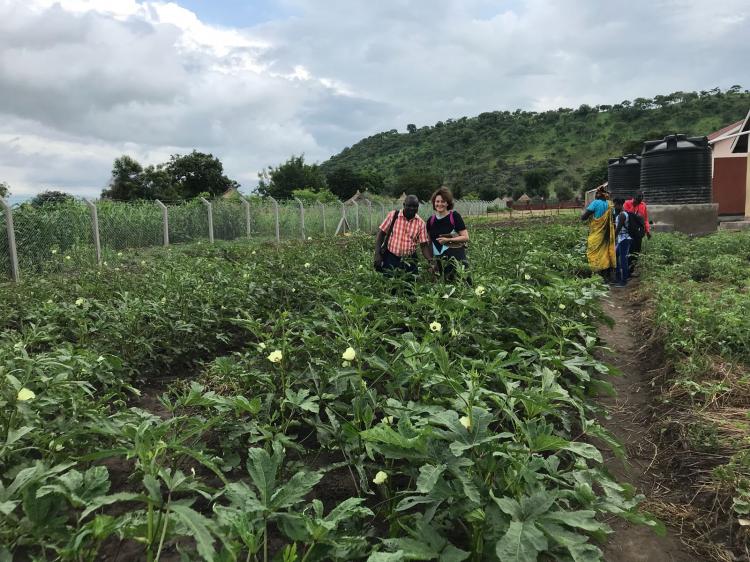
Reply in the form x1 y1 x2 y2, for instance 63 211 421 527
495 520 548 562
381 537 439 560
562 442 603 463
360 424 427 459
171 503 217 562
245 447 279 506
80 492 145 520
541 510 605 532
416 464 446 494
270 471 322 510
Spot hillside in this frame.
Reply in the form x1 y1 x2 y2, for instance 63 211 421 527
321 87 750 200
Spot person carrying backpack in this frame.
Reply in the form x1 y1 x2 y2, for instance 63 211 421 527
613 198 631 287
427 187 470 281
623 191 651 275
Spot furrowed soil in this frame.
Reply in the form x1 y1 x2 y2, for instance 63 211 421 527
597 282 697 562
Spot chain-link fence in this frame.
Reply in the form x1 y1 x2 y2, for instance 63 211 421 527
0 197 492 281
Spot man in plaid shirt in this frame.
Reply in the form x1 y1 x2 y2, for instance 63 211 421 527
374 195 434 275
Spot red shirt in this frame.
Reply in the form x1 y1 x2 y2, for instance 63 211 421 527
623 199 650 234
379 210 429 256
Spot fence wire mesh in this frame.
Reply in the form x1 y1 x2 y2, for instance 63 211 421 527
99 201 163 254
0 197 494 281
12 202 95 276
0 208 9 279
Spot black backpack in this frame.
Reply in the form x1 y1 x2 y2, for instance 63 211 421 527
626 211 645 239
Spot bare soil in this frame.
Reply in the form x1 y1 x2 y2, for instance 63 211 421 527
596 282 698 562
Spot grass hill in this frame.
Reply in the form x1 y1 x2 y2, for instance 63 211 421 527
321 87 750 200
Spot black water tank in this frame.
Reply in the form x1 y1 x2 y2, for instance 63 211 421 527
607 154 641 199
640 134 712 204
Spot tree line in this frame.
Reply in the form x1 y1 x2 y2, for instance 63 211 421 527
320 85 750 201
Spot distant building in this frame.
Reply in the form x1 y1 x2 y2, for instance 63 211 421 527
344 190 379 205
489 197 507 209
222 187 241 199
708 110 750 217
516 193 531 204
585 182 606 207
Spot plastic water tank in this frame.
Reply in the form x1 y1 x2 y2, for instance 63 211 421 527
607 154 641 199
640 134 712 204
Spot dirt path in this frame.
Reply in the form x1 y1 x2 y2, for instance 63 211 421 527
597 283 697 562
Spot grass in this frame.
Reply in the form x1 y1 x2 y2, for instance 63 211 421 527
640 230 750 560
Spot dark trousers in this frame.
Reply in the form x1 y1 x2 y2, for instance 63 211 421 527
628 236 643 274
382 250 418 276
616 239 631 285
436 249 470 283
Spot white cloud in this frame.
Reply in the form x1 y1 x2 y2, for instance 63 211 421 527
0 0 748 198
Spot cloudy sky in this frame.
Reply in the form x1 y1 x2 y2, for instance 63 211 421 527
1 0 748 199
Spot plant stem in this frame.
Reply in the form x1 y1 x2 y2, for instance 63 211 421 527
154 493 172 562
263 517 268 562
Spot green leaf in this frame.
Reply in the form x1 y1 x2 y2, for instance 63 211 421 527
495 520 548 562
367 552 405 562
492 496 521 519
80 492 145 521
143 474 162 504
231 395 262 415
270 471 322 510
324 497 373 525
416 464 446 494
360 424 427 459
4 426 33 447
562 442 603 463
381 537 439 559
541 510 605 532
171 503 217 562
0 501 19 516
439 545 470 562
246 447 278 506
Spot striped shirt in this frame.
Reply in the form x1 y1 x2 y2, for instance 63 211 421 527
379 210 429 257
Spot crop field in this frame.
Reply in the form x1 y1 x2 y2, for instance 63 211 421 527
640 230 750 559
1 221 665 562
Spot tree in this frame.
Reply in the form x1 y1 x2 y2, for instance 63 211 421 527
167 151 239 199
522 169 554 198
551 173 576 201
142 164 180 200
101 155 146 200
258 155 326 200
406 124 417 134
31 190 74 207
0 181 10 198
291 188 338 204
394 169 442 202
581 164 608 196
326 167 364 200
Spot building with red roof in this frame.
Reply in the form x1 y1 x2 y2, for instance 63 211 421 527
708 110 750 217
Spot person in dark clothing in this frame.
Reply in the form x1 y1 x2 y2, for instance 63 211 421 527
623 190 651 275
426 187 470 281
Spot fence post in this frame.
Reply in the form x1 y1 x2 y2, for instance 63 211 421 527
294 197 305 240
353 201 359 231
319 202 326 235
199 197 214 243
155 200 169 246
269 197 280 243
241 198 251 237
84 199 102 266
367 201 373 232
0 198 19 282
